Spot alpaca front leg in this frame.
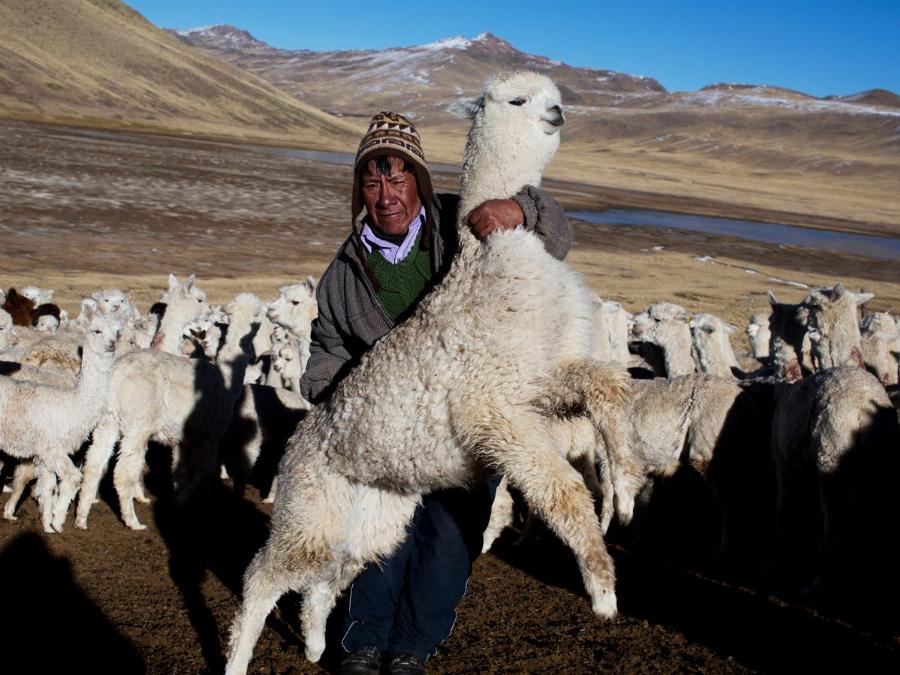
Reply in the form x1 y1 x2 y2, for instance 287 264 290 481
3 461 36 521
76 414 120 529
225 550 294 675
32 462 58 534
114 430 151 530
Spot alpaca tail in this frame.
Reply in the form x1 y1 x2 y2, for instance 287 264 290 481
540 360 642 526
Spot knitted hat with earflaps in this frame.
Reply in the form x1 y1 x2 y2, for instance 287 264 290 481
350 113 436 290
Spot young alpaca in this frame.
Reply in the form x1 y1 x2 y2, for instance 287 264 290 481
631 303 697 377
0 309 120 532
0 309 12 353
225 72 629 674
746 313 772 363
690 313 740 379
75 292 262 530
768 333 899 592
804 283 872 372
860 311 900 386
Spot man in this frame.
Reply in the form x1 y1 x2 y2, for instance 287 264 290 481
299 111 572 675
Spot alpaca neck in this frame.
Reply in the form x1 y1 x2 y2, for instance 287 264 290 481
456 117 548 255
663 343 696 377
772 338 803 383
71 346 115 427
156 305 195 355
216 318 255 392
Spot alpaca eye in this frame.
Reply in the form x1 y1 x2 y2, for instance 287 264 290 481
508 98 526 106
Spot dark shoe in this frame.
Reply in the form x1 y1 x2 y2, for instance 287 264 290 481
339 646 383 675
388 652 426 675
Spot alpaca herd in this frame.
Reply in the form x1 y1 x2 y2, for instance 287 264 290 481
1 71 899 672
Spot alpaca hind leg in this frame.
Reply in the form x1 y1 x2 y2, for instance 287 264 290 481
475 410 617 618
300 563 363 663
49 454 82 532
3 461 36 521
114 430 152 530
76 415 120 528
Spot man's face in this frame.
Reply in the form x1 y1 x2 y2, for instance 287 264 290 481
360 156 422 236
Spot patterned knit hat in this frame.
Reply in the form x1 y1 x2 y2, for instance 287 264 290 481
350 112 436 281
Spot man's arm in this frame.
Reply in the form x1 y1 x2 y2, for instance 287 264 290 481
464 186 572 260
513 185 572 260
299 284 354 404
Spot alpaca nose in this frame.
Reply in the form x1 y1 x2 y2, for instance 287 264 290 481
546 105 565 127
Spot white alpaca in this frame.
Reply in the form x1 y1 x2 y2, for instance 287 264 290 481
19 286 54 307
768 332 899 589
592 297 632 366
35 314 59 335
860 311 900 386
266 279 318 372
225 72 629 674
152 274 209 354
690 313 740 378
0 309 12 354
0 308 120 532
746 313 771 363
631 303 697 377
75 292 262 530
92 288 139 322
804 283 872 372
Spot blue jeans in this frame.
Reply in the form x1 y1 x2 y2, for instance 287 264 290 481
340 474 502 660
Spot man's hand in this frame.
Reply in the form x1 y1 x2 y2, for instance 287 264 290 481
466 199 525 240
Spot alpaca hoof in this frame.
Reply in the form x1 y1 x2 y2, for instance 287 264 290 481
262 494 275 504
2 484 11 493
304 640 325 663
134 493 151 505
591 590 618 620
3 509 17 521
124 515 147 531
75 516 88 530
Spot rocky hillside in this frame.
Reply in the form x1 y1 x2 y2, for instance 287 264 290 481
0 1 359 148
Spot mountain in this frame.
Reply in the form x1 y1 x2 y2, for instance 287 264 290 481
169 26 666 123
0 1 359 148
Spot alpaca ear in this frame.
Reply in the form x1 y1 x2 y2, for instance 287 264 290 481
305 276 317 293
168 273 179 291
851 291 874 305
448 96 485 119
185 274 196 290
83 303 95 322
767 290 779 306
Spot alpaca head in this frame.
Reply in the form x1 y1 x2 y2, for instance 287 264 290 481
267 278 318 334
746 313 771 360
690 313 737 375
20 286 53 306
82 305 121 358
92 288 131 316
162 273 207 305
461 71 564 174
804 283 870 370
35 314 60 335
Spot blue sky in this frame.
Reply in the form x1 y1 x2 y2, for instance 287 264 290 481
129 0 900 96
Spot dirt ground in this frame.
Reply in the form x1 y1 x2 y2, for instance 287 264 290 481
1 120 899 674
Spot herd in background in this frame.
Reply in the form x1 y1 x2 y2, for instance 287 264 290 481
0 275 317 534
2 274 898 605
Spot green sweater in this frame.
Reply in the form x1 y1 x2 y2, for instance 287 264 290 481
365 230 434 321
